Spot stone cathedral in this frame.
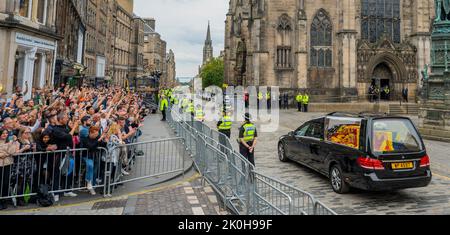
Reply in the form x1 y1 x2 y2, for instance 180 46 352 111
224 0 435 101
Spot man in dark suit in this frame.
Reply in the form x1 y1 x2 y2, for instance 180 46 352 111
283 93 289 109
403 87 409 103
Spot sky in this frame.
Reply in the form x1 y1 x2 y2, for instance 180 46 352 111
134 0 228 79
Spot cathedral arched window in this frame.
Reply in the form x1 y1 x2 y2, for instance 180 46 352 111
310 9 333 68
361 0 401 44
276 14 293 69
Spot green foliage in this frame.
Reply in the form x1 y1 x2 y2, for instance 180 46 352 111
200 58 224 89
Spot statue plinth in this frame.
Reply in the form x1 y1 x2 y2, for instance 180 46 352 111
431 22 450 74
419 0 450 142
420 66 450 142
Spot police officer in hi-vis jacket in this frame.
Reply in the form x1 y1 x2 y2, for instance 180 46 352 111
238 113 258 166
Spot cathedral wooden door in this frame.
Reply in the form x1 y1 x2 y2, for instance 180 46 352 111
372 63 393 100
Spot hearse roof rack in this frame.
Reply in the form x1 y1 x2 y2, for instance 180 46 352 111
327 112 389 118
358 111 389 117
327 112 359 117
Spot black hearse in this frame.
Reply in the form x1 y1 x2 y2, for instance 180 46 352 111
278 112 432 194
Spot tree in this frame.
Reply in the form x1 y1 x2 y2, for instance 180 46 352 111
200 57 224 89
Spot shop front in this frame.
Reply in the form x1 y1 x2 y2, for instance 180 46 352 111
9 32 57 100
54 60 87 88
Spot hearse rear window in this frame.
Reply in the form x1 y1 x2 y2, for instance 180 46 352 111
371 119 424 154
325 117 362 150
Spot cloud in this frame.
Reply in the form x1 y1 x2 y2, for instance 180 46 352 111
134 0 228 77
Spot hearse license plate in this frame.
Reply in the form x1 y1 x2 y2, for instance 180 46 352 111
391 162 414 170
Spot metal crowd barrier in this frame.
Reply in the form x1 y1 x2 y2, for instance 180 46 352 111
166 105 337 215
143 100 158 111
314 201 338 215
104 138 188 196
0 148 108 204
253 173 292 215
0 121 192 207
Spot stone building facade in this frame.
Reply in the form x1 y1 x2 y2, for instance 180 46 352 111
82 0 113 86
82 0 135 87
54 0 86 87
105 0 117 84
165 49 176 87
111 0 133 87
0 0 59 100
129 15 145 83
143 18 167 85
1 0 173 92
84 0 97 82
224 0 435 101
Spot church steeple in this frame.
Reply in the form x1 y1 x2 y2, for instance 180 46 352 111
203 21 214 65
206 21 212 44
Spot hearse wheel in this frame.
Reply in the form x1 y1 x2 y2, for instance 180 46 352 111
330 164 350 194
278 143 288 162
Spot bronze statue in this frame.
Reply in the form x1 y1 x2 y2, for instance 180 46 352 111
436 0 442 22
445 0 450 18
436 0 450 22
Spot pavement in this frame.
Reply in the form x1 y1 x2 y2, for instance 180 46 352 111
128 174 228 215
206 109 450 215
0 112 227 215
1 172 228 215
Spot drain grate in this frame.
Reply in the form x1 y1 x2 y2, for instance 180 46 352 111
92 199 127 210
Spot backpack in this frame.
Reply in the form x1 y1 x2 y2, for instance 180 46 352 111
36 184 54 207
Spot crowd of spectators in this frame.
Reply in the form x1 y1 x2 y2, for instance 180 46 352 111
0 83 147 210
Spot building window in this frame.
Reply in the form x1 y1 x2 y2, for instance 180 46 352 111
361 0 401 43
276 46 292 68
310 9 333 68
19 0 32 18
36 0 47 24
276 14 292 69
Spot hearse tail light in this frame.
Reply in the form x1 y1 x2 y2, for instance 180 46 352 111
357 157 385 170
420 155 430 168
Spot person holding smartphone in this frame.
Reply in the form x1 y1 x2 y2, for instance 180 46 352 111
0 129 20 210
11 127 37 206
